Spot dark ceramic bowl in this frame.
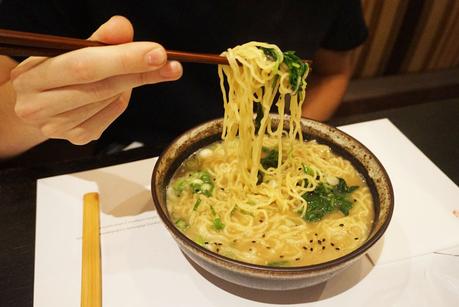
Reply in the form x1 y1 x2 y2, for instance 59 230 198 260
151 115 394 290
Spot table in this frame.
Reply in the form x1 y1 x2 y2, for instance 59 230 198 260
1 98 458 307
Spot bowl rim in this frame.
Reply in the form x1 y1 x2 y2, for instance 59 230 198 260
151 116 394 275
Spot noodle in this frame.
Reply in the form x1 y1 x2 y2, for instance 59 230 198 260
167 42 374 267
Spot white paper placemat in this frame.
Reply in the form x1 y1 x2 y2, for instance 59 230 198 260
34 119 459 307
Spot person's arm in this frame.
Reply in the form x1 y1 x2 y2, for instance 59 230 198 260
0 16 182 160
301 48 355 121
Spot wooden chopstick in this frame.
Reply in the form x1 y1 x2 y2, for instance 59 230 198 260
81 192 102 307
0 28 230 65
0 28 312 65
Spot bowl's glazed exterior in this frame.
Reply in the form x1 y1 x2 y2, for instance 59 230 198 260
151 115 394 290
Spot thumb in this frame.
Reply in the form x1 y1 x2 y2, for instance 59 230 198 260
89 15 134 44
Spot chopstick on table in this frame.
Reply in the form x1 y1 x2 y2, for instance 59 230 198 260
0 28 312 65
81 192 102 307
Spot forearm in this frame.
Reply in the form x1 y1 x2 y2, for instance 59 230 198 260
301 73 349 121
0 80 47 159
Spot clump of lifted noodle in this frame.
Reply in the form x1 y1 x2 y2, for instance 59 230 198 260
218 42 309 185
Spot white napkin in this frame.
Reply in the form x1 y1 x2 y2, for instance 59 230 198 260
339 119 459 264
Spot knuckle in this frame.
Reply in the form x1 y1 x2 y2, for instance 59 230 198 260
68 57 94 83
118 50 132 73
11 74 28 92
40 123 60 138
67 127 91 145
14 101 39 122
87 81 110 101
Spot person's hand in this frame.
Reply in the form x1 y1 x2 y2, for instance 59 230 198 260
10 16 183 145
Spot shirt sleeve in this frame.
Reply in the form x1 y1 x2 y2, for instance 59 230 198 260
320 0 368 51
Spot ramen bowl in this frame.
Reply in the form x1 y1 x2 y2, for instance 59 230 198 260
151 115 394 290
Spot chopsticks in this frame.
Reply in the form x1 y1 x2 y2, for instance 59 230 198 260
0 28 312 65
0 28 229 65
81 192 102 307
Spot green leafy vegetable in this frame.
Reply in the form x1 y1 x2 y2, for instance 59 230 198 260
301 178 358 222
175 219 188 231
254 102 264 134
260 47 279 62
173 178 187 196
173 171 214 197
283 51 309 94
302 164 314 176
213 217 225 230
194 236 206 246
257 47 309 96
193 198 202 211
260 147 279 169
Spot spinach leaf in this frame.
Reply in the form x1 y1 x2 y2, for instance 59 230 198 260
257 47 309 96
259 47 279 62
260 147 279 169
301 178 358 222
254 102 264 134
283 51 309 94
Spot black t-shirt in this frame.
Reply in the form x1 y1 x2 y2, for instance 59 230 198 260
0 0 367 147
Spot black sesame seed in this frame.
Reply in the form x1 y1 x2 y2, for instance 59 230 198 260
354 199 357 202
216 248 220 252
322 238 326 242
259 220 263 223
339 224 344 227
335 247 340 251
310 248 313 252
262 234 266 238
280 255 284 258
318 240 322 245
309 239 313 243
331 243 335 246
354 237 359 240
295 258 300 261
252 240 256 243
266 246 271 249
322 246 325 250
204 242 209 245
302 246 307 250
314 233 318 236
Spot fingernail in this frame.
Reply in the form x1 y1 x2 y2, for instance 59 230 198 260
145 48 166 66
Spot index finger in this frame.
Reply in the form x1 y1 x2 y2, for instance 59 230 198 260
15 42 167 91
